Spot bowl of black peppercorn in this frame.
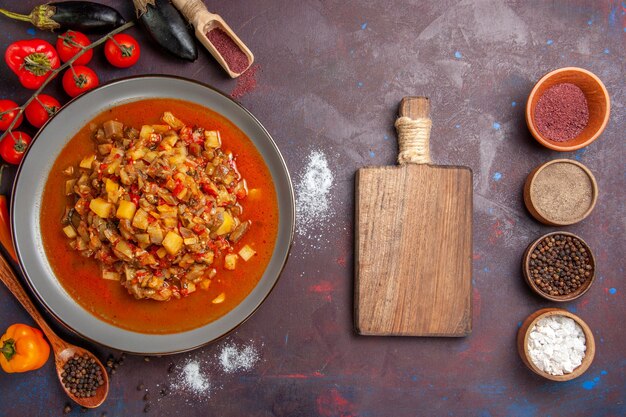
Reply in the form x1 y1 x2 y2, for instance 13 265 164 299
523 232 596 302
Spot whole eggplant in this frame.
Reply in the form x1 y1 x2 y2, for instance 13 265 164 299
134 0 197 61
46 1 126 32
0 1 126 33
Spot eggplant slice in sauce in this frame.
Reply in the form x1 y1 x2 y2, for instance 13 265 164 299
133 0 198 61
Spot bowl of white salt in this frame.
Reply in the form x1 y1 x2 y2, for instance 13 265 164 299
517 308 595 381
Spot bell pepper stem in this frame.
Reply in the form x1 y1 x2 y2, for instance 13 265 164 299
21 53 53 76
0 8 31 23
1 338 16 361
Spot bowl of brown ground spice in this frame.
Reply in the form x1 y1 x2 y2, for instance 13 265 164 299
526 67 610 151
523 159 598 226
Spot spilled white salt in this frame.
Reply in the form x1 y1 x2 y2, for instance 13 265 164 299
172 360 210 395
295 150 334 244
219 342 260 373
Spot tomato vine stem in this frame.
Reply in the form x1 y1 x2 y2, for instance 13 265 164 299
0 20 135 144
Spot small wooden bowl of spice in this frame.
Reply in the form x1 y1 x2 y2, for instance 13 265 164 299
524 159 598 226
526 67 610 151
523 232 596 302
518 308 595 381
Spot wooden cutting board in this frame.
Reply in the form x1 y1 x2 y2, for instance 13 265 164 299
355 97 472 337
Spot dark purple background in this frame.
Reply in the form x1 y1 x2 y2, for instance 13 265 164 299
0 1 624 416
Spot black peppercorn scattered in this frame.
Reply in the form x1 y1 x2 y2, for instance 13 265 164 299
61 354 105 398
105 353 126 376
143 403 151 413
63 404 72 414
529 234 593 297
137 383 145 391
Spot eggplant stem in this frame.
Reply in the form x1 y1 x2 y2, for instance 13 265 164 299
132 0 157 16
0 8 31 23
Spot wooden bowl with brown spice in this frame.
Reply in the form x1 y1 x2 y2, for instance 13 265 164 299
524 159 598 226
518 308 595 381
523 232 596 302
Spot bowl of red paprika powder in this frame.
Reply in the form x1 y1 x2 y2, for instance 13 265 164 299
526 67 610 151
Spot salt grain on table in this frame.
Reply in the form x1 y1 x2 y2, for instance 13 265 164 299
172 360 211 397
295 151 334 250
219 342 260 373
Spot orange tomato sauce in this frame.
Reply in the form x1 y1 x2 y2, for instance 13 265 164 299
40 99 278 334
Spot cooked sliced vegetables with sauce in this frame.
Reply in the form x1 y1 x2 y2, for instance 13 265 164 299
61 112 254 301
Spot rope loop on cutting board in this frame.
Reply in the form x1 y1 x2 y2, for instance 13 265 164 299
395 116 432 164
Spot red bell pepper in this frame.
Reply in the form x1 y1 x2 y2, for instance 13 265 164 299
4 40 60 90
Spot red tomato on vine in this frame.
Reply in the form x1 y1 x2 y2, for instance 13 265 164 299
56 31 93 65
0 131 32 165
25 94 61 128
104 34 140 68
0 100 23 131
62 66 99 97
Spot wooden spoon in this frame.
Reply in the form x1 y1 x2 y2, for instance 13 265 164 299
171 0 254 78
0 253 109 408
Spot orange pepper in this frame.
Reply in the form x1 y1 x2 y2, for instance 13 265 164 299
0 324 50 373
0 195 17 262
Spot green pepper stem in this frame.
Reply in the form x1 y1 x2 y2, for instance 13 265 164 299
0 8 31 23
0 20 136 143
1 338 16 361
21 53 53 76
